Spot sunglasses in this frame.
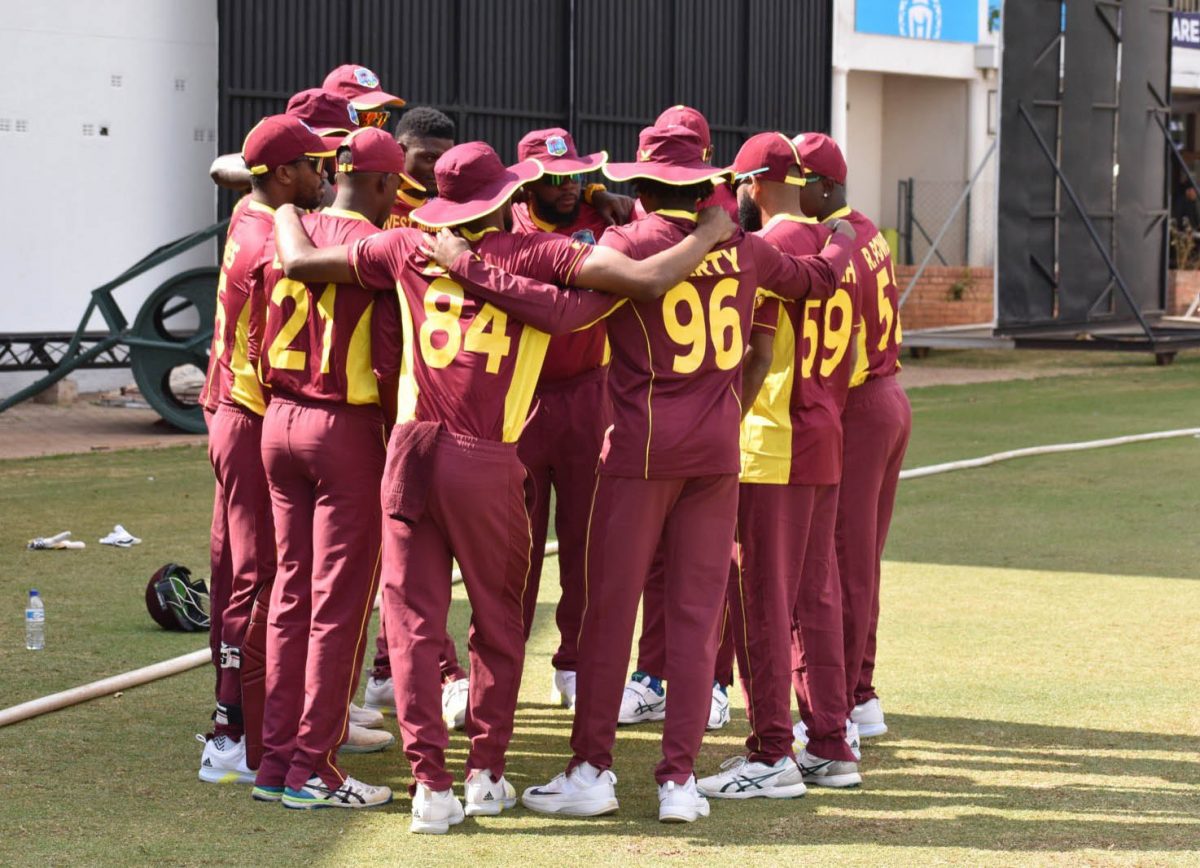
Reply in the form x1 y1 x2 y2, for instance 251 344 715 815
357 109 391 129
291 156 327 174
545 173 583 187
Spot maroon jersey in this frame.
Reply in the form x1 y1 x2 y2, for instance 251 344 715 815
200 196 272 415
383 184 425 231
592 210 852 479
257 209 385 406
510 199 611 384
833 207 902 386
350 227 613 443
740 214 862 486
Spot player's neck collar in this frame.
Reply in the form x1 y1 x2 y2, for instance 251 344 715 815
527 202 558 233
322 207 371 223
246 198 276 215
654 208 699 222
763 211 817 230
822 205 852 222
461 225 501 243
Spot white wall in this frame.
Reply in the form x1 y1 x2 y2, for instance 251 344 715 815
845 70 885 228
0 1 217 397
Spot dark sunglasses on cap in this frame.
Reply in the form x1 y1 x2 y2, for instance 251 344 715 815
357 109 391 129
545 172 583 187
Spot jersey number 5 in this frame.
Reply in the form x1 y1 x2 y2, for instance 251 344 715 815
663 278 743 374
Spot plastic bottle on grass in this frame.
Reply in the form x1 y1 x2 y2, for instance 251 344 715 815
25 589 44 650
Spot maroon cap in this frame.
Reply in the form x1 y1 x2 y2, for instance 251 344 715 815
656 105 712 151
517 127 607 175
334 127 424 189
286 88 359 149
411 142 543 228
322 64 406 109
792 132 847 185
242 114 335 176
730 132 807 185
603 125 729 186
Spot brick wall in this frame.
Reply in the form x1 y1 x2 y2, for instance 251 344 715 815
895 265 993 331
1168 270 1200 315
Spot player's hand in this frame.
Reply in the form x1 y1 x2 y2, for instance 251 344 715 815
831 218 857 242
429 228 471 268
592 190 635 226
696 205 736 243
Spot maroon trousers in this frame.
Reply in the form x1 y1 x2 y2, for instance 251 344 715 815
518 367 611 671
837 375 911 713
570 473 738 785
371 616 466 684
256 398 385 791
382 431 532 792
207 403 276 736
204 408 233 702
787 485 857 762
638 550 735 685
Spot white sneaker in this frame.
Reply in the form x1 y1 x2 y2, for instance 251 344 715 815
617 673 666 725
850 698 887 738
197 733 255 785
363 675 395 715
411 783 466 834
550 669 577 709
846 720 862 760
795 749 863 788
349 702 385 729
442 678 469 730
522 762 619 816
341 722 396 754
464 769 518 817
706 682 730 731
697 756 807 800
282 774 392 809
99 524 141 547
792 719 808 754
658 775 711 823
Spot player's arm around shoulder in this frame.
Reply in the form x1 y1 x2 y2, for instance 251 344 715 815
273 204 355 285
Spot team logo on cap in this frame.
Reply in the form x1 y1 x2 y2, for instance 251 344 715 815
354 67 380 88
546 135 568 157
638 148 653 162
347 105 360 125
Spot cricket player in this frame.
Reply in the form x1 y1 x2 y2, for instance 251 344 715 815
508 127 616 709
196 115 330 784
697 133 863 800
498 125 858 824
272 139 735 833
794 132 911 740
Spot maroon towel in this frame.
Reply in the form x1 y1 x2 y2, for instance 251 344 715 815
382 420 442 524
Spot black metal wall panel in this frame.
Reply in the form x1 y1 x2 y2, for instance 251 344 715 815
218 0 831 210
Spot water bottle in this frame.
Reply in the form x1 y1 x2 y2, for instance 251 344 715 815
25 589 44 650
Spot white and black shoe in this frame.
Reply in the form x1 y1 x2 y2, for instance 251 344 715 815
550 669 577 709
706 681 731 731
795 749 862 788
442 678 469 730
697 756 807 799
465 769 518 817
363 675 395 715
658 775 710 823
522 763 619 817
281 775 393 809
411 783 466 834
850 698 887 738
197 733 255 785
617 672 666 725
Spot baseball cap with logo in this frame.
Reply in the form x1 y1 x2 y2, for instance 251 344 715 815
286 88 360 149
656 105 713 154
242 114 335 176
603 125 730 186
792 132 848 186
334 127 424 190
322 64 406 110
411 142 543 228
730 132 807 185
517 127 607 175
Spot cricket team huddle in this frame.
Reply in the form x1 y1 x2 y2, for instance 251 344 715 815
197 63 911 833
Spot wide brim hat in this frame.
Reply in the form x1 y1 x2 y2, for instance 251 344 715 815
412 142 544 227
603 124 729 185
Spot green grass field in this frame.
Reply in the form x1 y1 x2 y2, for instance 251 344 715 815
1 354 1198 866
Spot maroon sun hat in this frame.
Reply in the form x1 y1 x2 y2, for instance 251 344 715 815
792 132 848 186
656 105 712 153
411 142 543 228
242 114 335 176
517 127 607 175
286 88 360 149
730 132 808 185
322 64 406 109
334 128 425 190
603 125 730 186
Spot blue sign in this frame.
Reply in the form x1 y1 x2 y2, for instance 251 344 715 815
1174 13 1200 49
855 0 980 44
